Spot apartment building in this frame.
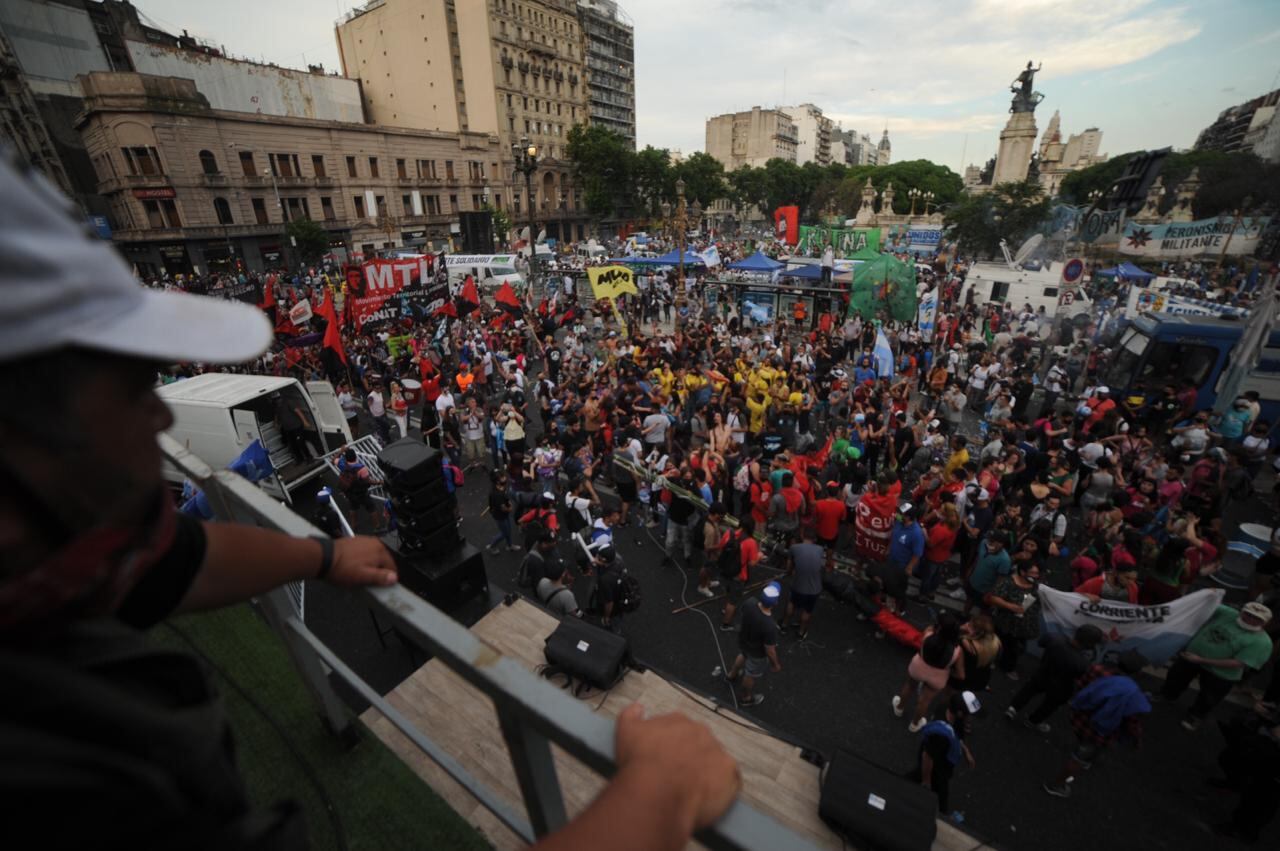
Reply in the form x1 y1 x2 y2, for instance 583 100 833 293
704 107 798 170
76 72 500 276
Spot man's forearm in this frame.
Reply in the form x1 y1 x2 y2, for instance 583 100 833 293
176 523 324 614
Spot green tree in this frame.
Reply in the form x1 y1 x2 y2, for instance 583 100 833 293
633 145 672 218
1060 149 1280 217
566 124 635 220
727 165 769 218
285 218 328 266
944 181 1049 258
762 158 809 218
673 151 726 206
484 204 513 246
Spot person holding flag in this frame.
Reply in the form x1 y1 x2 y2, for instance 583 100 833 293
873 325 896 380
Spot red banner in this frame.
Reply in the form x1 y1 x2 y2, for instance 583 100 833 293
349 258 428 330
854 491 896 561
774 205 799 245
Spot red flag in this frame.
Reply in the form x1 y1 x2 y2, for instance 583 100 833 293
318 288 347 365
494 281 522 316
489 313 511 331
259 274 276 310
773 206 799 245
558 305 577 328
434 301 458 318
456 276 480 316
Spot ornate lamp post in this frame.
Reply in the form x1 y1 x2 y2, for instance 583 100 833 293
908 187 921 217
923 191 936 216
511 136 538 252
660 179 701 332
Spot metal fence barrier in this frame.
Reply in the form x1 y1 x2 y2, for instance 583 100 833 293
161 433 820 850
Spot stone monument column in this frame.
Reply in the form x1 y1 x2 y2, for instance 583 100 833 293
992 61 1044 186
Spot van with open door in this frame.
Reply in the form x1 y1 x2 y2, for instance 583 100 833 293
157 373 353 505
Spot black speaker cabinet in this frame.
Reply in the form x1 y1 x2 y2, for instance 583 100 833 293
396 523 460 555
378 439 442 490
460 210 494 254
392 540 488 612
390 477 454 512
819 749 937 851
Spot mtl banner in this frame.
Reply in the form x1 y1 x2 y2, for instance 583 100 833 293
1037 586 1224 665
854 491 896 561
1118 216 1270 259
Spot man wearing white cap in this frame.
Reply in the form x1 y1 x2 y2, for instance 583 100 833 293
718 581 783 707
1160 602 1274 731
1082 386 1114 435
0 155 745 851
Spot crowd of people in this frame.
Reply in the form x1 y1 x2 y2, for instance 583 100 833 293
146 229 1280 840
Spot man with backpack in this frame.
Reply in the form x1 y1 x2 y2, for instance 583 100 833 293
536 562 581 618
1026 494 1068 558
719 517 763 631
519 533 561 589
336 448 387 533
518 492 559 550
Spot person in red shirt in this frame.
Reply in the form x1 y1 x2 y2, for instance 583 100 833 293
1082 387 1115 434
1075 564 1140 604
919 503 961 599
719 517 762 631
813 483 846 550
749 476 772 529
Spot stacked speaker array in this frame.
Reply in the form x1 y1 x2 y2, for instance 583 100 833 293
377 438 487 611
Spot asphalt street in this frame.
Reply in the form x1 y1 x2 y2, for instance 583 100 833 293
299 380 1279 851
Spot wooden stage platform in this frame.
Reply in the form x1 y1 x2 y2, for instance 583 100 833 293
361 599 986 849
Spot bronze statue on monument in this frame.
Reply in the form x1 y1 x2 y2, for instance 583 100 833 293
1010 61 1044 114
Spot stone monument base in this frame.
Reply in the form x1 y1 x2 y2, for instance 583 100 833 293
993 111 1038 186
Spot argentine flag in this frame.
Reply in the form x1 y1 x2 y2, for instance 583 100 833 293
873 327 895 379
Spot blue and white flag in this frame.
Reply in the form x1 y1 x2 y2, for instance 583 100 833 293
698 246 721 268
1037 586 1224 666
873 327 895 379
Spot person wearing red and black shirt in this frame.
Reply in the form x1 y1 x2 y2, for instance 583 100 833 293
719 517 762 631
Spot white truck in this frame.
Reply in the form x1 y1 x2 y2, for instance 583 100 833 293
157 373 354 504
960 239 1094 328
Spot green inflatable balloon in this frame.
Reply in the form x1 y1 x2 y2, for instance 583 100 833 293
846 445 862 460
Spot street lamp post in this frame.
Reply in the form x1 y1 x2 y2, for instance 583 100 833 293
908 187 920 217
923 191 936 216
263 167 290 270
511 136 538 254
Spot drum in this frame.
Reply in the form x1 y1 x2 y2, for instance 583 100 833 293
401 378 422 406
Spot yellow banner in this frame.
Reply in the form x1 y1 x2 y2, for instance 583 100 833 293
587 265 638 300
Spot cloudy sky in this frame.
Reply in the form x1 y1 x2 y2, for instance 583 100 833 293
142 0 1279 172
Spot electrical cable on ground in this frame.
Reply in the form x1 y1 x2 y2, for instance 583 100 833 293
639 492 739 711
164 621 349 851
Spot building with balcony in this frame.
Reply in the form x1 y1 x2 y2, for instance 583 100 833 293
336 0 592 243
1195 88 1280 162
704 106 798 170
781 103 832 166
576 0 634 148
76 71 500 276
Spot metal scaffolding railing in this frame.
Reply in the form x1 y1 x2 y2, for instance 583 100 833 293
162 433 820 851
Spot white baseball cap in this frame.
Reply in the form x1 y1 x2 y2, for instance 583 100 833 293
0 154 271 364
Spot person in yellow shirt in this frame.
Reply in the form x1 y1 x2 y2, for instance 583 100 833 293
746 391 771 436
656 364 675 398
944 435 970 478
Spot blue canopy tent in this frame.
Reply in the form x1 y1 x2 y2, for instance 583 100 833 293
726 250 784 273
653 248 706 266
1097 262 1155 282
607 256 666 265
778 263 856 283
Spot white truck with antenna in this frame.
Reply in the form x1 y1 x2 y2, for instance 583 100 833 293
959 235 1094 330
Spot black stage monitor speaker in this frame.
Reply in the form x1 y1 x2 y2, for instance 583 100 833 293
392 540 488 612
819 749 938 851
544 618 628 690
378 439 442 490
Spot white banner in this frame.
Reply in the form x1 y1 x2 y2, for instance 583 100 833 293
1037 586 1224 666
1124 287 1248 320
917 292 938 342
1119 216 1269 259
